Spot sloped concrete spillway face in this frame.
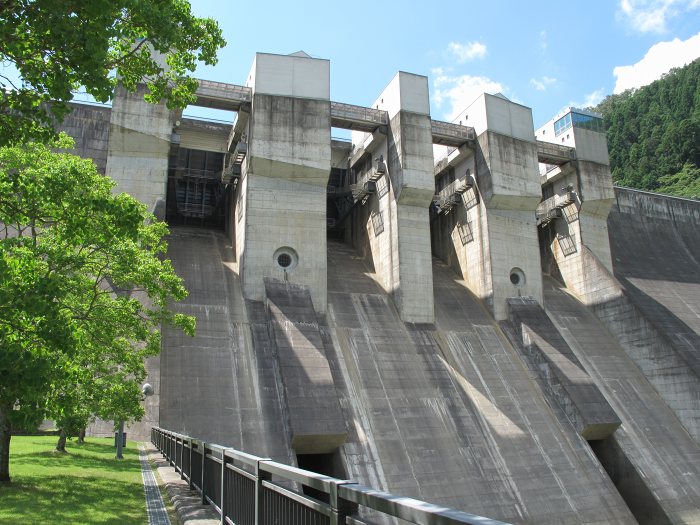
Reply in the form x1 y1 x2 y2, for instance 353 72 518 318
159 228 292 463
503 296 620 441
605 188 700 442
322 240 635 524
263 278 346 454
543 277 700 524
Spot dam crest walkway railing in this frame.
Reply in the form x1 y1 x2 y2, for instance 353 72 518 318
152 427 510 525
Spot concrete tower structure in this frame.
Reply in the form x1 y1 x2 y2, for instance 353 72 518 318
62 51 700 525
350 72 436 323
535 107 615 303
106 84 177 215
432 93 543 320
237 52 331 313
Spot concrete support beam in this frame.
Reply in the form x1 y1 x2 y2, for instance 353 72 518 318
432 93 543 320
238 52 331 313
537 111 615 303
353 72 435 323
105 84 176 214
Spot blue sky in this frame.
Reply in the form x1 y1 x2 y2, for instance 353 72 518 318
185 0 700 128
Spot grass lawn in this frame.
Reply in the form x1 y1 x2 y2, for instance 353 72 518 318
0 435 148 524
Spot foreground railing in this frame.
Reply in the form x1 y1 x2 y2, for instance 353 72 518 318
152 427 510 525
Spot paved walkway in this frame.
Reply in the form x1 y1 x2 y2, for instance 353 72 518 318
143 443 220 525
139 445 172 525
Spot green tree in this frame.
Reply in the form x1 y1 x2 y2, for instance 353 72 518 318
0 135 195 483
0 0 225 146
656 162 700 198
595 58 700 194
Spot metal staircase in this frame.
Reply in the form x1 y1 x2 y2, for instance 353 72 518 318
327 157 387 232
221 141 247 186
536 187 577 226
432 175 475 216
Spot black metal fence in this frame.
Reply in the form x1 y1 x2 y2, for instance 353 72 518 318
152 427 510 525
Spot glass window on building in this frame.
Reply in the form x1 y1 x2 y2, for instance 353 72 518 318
571 111 605 133
554 113 572 136
555 110 604 136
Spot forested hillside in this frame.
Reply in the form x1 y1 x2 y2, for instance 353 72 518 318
594 58 700 198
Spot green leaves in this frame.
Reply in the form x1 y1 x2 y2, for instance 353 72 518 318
595 58 700 195
656 163 700 198
0 137 195 438
0 0 226 146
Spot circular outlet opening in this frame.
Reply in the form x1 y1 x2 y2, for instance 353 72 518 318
277 253 292 268
273 247 298 271
510 267 526 287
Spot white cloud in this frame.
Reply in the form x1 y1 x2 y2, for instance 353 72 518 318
567 88 607 110
613 31 700 92
619 0 700 33
433 74 505 121
539 30 548 51
583 88 607 107
530 76 557 91
447 41 487 62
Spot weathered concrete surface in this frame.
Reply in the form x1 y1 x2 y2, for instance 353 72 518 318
105 84 175 211
155 232 633 523
432 98 544 321
57 103 111 174
504 297 620 440
608 188 700 372
543 277 700 524
240 93 330 313
595 187 700 443
385 109 436 324
264 278 346 453
353 72 435 324
158 227 292 463
322 241 633 524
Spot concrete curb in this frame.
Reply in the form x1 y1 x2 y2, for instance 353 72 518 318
145 444 219 525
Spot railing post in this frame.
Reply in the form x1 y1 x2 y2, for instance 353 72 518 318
255 459 272 525
201 442 207 506
189 440 195 490
180 438 185 479
220 450 228 525
330 481 359 525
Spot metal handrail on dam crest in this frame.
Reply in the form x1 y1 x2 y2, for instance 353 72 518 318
152 427 511 525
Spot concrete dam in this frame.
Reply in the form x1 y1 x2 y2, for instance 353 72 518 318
63 52 700 524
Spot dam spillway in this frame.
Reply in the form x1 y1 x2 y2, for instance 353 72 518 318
63 51 700 524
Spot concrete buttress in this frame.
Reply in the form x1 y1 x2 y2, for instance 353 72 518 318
238 52 331 313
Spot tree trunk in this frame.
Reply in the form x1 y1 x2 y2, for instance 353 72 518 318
0 402 12 484
78 428 85 443
55 428 67 453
